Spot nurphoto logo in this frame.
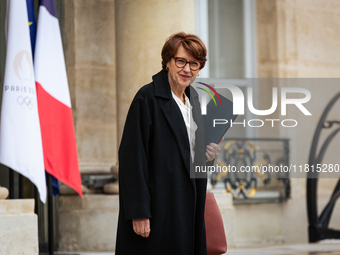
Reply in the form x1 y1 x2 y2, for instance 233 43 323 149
198 83 312 128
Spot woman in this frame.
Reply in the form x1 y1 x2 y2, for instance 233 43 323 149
115 32 220 255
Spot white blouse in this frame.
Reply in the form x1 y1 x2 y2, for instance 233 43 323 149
171 90 198 162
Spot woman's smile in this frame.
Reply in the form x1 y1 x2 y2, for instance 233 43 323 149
179 74 191 79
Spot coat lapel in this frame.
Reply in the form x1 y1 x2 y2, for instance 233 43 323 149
153 70 192 180
161 100 191 174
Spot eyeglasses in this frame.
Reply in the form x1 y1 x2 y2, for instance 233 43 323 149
173 57 201 71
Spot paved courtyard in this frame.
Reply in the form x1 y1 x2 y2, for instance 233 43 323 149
55 240 340 255
225 241 340 255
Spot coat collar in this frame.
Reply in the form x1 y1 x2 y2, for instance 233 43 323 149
153 69 171 99
152 69 199 101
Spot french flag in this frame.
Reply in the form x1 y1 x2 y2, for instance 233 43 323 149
34 0 83 197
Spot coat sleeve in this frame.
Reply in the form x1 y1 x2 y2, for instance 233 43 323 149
118 97 152 221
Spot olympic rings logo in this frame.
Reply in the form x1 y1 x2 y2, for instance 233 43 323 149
17 96 34 110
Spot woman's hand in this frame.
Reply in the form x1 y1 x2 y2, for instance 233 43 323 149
132 218 151 238
206 137 224 161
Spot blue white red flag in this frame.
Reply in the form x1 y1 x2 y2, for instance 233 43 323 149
34 0 83 197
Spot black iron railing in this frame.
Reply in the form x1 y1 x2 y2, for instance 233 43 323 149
307 92 340 242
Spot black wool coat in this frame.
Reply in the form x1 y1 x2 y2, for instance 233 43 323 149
115 69 208 255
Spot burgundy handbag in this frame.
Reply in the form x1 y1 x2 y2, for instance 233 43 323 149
205 192 227 255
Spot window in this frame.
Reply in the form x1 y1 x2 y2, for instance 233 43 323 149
195 2 290 203
195 0 257 138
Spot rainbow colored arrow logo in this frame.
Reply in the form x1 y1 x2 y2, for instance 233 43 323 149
197 82 223 106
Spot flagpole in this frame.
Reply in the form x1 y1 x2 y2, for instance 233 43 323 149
8 169 24 198
9 168 15 199
19 174 24 198
47 173 54 255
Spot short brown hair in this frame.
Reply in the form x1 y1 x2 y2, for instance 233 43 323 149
161 32 207 70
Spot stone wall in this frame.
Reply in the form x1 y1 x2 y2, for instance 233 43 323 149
253 0 340 246
58 195 119 251
257 0 340 78
0 200 38 255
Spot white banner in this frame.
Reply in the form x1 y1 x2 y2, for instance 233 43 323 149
0 0 46 203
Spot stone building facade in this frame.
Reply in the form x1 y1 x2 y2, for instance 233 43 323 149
0 0 340 252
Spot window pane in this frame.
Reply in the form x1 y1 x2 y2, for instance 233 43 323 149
208 0 245 78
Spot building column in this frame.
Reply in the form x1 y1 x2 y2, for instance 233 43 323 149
63 0 117 174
